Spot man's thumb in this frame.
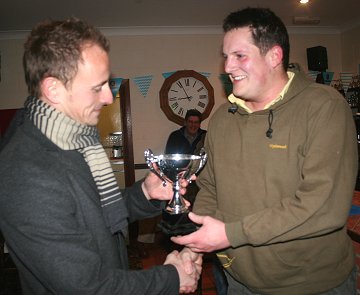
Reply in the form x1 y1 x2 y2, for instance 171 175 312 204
188 212 203 224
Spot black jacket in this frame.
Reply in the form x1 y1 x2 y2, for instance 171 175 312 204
165 126 206 155
0 111 179 294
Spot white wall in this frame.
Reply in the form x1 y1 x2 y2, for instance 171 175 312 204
341 26 360 73
107 34 226 163
289 33 342 79
0 38 28 108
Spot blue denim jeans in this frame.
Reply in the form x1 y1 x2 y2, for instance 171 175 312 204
225 266 356 295
213 257 228 295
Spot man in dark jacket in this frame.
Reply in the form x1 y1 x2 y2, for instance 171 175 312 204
0 17 201 294
165 109 207 155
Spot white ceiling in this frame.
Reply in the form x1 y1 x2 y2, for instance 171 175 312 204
1 0 360 33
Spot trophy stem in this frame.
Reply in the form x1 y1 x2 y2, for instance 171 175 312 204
167 180 189 214
144 148 207 235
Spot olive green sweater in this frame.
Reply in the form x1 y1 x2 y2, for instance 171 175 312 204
193 72 358 294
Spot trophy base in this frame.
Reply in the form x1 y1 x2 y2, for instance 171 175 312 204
158 210 199 236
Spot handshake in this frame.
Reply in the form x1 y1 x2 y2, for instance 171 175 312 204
163 247 203 293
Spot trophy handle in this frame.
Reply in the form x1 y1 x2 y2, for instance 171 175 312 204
144 149 167 186
198 148 208 172
185 148 208 182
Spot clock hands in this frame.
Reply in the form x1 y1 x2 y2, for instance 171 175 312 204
179 82 192 101
177 96 193 100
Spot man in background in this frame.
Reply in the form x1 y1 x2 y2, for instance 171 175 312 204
172 7 358 295
165 109 207 156
0 17 201 294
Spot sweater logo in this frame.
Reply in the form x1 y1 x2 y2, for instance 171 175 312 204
269 144 287 149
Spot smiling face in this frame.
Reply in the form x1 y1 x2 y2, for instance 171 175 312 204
185 115 201 137
223 27 287 111
56 44 113 126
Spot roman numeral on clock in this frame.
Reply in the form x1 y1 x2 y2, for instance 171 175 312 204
198 101 205 108
171 102 179 110
197 86 204 92
178 107 184 116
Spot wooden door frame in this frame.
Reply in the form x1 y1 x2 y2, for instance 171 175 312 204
119 79 135 187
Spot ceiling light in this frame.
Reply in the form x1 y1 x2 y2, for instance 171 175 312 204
300 0 309 3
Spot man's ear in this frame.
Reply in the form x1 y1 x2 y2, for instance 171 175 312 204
267 45 284 69
40 77 62 104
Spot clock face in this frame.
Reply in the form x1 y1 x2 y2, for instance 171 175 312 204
168 76 209 119
160 70 214 125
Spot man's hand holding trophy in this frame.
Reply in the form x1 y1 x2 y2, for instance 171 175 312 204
144 148 207 236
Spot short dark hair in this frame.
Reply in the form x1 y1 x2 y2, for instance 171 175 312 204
223 7 290 71
23 17 110 98
185 109 202 121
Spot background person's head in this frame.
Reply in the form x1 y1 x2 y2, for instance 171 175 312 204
223 7 290 71
184 109 202 136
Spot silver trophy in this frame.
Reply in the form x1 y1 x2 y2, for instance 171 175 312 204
144 148 207 235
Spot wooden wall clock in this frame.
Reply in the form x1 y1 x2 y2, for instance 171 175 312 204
159 70 214 125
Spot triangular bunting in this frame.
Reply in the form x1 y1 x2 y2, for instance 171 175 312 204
322 71 334 85
199 72 211 79
162 71 176 79
109 78 123 98
340 72 353 93
133 75 153 98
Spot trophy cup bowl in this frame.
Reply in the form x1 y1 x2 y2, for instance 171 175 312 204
144 148 207 236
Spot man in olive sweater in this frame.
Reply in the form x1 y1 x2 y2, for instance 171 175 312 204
173 7 358 295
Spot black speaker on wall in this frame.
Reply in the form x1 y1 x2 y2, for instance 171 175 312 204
307 46 328 72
